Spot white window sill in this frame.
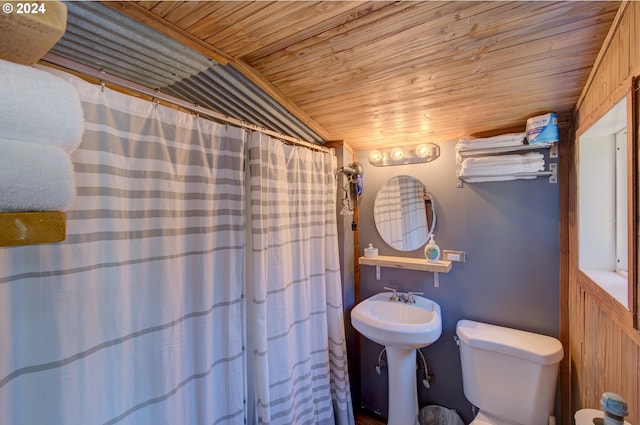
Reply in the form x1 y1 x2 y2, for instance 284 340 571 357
581 269 628 308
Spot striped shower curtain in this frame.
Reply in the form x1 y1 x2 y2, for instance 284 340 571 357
0 69 352 425
247 134 353 425
0 73 246 425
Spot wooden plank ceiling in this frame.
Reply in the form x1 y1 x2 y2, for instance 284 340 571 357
110 1 620 151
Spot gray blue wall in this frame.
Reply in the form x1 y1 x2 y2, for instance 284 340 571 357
353 141 560 423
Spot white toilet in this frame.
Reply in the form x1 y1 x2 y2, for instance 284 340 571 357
456 319 564 425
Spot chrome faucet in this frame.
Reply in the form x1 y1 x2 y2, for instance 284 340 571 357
384 287 424 303
405 291 424 304
383 286 400 301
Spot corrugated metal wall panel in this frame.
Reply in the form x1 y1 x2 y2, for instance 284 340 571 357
50 1 324 143
165 65 324 142
53 2 212 88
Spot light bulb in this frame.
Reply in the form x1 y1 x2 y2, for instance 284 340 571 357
369 149 383 163
390 147 404 160
416 144 431 158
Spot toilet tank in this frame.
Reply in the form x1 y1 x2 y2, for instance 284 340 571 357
456 320 564 425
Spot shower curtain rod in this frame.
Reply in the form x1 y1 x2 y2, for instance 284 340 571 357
41 53 330 153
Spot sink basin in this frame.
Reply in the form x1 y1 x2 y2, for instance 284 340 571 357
351 292 442 349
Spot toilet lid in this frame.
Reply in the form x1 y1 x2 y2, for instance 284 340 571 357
470 411 512 425
456 319 563 365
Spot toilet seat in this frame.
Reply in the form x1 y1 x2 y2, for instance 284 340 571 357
575 409 632 425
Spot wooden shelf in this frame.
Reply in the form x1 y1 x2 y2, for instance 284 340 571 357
359 255 452 273
0 212 66 247
0 0 67 65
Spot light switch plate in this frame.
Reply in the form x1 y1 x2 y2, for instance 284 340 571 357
442 250 465 262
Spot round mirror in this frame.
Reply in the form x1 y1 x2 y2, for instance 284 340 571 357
373 175 436 251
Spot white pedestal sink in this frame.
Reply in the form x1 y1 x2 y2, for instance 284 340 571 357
351 292 442 425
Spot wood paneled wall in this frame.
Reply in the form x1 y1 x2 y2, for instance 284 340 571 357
570 273 640 420
576 2 639 127
568 2 640 424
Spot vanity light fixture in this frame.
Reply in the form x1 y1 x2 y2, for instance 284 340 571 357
368 143 440 167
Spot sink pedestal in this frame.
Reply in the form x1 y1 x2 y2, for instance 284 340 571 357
386 346 419 425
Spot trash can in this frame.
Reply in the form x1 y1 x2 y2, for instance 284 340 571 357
418 405 465 425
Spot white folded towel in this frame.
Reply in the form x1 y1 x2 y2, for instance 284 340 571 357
457 132 526 151
0 58 84 153
459 152 545 177
0 138 76 212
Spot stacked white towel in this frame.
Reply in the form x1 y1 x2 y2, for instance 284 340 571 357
457 132 526 152
459 152 545 182
0 58 84 211
0 139 76 211
0 58 84 152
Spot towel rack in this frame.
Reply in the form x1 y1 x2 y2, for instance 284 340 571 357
457 142 558 158
0 212 66 246
456 142 558 187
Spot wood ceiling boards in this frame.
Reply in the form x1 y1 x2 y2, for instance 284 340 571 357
110 1 621 151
